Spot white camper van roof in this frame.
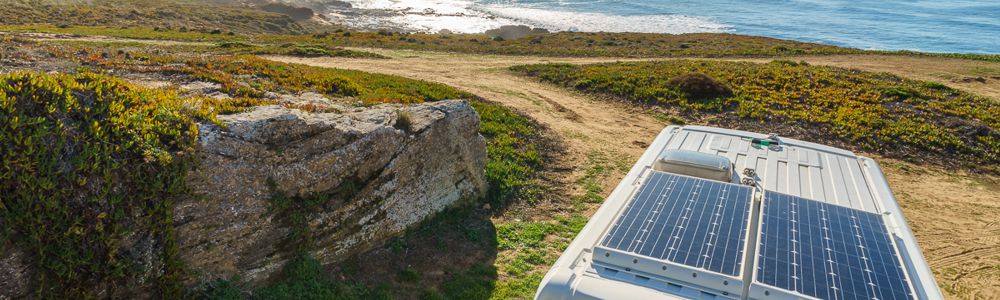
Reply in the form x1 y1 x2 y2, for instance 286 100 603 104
535 125 942 300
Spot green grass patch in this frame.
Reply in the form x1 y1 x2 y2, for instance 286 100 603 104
472 101 545 206
440 264 498 300
255 257 386 300
512 60 1000 171
196 256 387 300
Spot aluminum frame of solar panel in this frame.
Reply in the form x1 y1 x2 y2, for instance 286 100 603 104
749 191 916 300
592 171 754 296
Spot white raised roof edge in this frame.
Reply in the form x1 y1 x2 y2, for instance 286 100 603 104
535 125 943 300
859 157 942 300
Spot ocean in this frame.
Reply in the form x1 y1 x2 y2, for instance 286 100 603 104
336 0 1000 54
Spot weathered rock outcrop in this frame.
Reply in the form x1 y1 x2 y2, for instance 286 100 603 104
485 25 550 40
0 98 485 298
175 99 487 285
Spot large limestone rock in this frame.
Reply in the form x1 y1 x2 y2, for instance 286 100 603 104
175 99 487 285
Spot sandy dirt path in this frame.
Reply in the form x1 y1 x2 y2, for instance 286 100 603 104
313 47 1000 100
267 51 675 213
267 50 1000 299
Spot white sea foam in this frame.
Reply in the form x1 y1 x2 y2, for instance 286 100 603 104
336 0 731 34
476 5 731 34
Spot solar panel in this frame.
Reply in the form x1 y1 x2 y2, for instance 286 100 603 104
598 171 753 276
755 192 914 300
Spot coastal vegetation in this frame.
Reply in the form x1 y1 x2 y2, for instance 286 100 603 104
0 38 544 298
2 24 861 58
511 60 1000 172
5 24 1000 62
81 51 465 104
0 0 330 34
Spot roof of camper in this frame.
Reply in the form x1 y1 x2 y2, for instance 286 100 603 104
666 126 883 213
534 125 942 300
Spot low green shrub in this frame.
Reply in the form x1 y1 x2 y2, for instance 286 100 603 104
665 72 732 105
323 76 362 97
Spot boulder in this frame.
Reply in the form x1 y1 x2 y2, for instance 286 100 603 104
485 25 550 40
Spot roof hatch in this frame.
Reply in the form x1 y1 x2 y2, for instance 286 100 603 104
653 149 733 182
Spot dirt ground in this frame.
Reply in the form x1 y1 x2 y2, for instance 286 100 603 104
270 50 1000 299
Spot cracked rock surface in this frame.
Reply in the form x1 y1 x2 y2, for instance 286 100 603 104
176 99 487 286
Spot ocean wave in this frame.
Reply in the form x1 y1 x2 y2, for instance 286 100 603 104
475 4 731 34
336 0 731 34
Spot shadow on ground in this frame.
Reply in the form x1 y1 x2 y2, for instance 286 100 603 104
329 206 500 299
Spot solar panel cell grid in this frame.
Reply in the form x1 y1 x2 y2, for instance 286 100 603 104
757 192 914 300
600 171 753 277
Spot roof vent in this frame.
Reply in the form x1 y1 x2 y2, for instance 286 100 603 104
653 149 733 182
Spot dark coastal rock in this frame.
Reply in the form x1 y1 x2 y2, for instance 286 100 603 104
260 3 316 20
485 25 551 40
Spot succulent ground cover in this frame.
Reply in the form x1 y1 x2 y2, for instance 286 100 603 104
0 71 259 297
512 60 1000 172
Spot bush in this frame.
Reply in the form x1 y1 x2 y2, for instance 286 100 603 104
323 76 361 97
217 41 252 48
882 86 915 99
921 81 949 90
665 73 732 100
289 45 331 57
770 59 808 66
